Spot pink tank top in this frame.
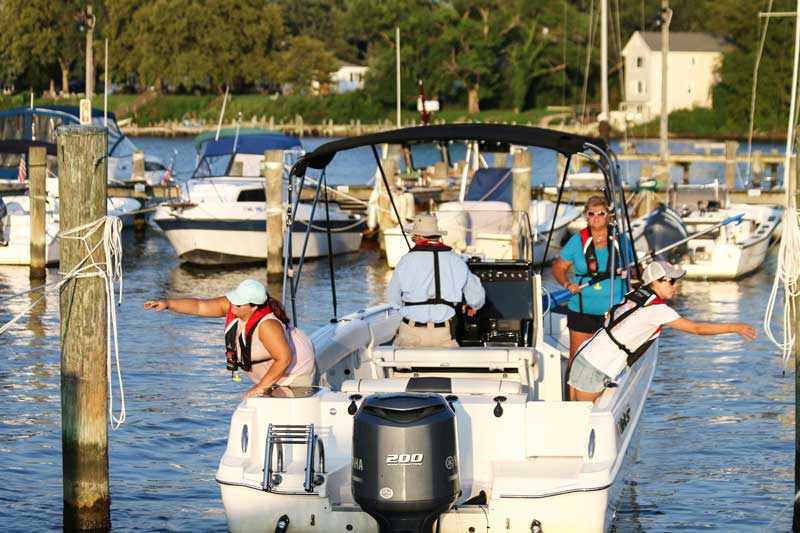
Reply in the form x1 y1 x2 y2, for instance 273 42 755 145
236 313 315 385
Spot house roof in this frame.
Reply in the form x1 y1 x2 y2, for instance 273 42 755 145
635 31 726 52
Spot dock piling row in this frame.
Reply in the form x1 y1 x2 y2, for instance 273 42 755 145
28 146 47 279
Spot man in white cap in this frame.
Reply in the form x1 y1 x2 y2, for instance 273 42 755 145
567 260 757 402
388 214 485 347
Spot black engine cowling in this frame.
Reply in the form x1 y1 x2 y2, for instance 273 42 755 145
644 204 689 262
352 393 460 533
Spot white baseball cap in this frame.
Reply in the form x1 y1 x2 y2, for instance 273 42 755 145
642 261 686 285
412 214 447 237
225 279 268 306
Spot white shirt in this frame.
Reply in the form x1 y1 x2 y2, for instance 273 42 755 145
579 298 680 378
387 246 485 323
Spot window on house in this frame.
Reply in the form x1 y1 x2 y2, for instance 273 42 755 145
691 57 696 66
637 80 645 94
636 56 643 68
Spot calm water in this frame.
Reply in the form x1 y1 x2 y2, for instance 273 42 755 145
0 136 795 531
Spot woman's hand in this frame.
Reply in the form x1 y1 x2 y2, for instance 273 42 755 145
143 300 168 312
565 282 582 295
733 323 758 342
243 385 269 399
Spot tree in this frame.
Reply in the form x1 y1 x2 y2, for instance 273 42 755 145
0 0 83 93
275 36 338 94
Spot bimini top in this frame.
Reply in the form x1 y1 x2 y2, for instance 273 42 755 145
291 123 605 176
201 133 303 157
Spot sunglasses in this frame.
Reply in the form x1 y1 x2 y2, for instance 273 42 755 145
658 277 678 285
587 210 608 217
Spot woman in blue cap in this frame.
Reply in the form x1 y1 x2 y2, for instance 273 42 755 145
144 279 315 398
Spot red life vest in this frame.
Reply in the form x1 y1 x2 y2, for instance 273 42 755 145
224 304 273 372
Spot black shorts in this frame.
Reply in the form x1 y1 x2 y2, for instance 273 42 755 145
566 309 605 334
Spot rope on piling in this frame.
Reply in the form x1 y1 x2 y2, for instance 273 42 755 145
0 215 127 430
763 198 800 372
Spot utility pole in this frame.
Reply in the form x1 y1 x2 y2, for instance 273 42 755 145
659 0 672 170
84 5 96 99
598 0 610 142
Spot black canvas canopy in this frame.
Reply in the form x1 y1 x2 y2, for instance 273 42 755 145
291 123 605 176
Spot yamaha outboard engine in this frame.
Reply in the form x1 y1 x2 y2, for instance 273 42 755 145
644 204 688 263
352 393 459 533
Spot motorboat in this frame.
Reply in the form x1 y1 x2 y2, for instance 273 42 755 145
0 106 168 185
152 132 365 265
630 183 780 280
215 124 653 532
383 166 582 268
0 139 141 266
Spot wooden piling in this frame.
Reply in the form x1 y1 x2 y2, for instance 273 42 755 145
512 150 532 214
57 125 110 530
724 141 739 189
494 153 508 168
377 158 398 254
28 146 47 278
132 150 146 232
264 150 284 281
752 150 762 188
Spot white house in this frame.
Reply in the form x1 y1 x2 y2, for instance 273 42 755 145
330 62 368 93
621 31 726 123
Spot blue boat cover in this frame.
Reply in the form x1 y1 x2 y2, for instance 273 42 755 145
465 167 513 204
201 134 302 157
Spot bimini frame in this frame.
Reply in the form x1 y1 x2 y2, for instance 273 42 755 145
284 123 637 325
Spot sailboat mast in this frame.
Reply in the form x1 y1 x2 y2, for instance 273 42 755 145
659 0 672 168
599 0 609 141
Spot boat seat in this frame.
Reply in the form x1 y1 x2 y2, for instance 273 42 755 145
341 377 521 395
373 345 533 365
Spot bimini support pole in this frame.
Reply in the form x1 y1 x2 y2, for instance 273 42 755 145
370 144 411 250
539 154 572 274
321 169 338 321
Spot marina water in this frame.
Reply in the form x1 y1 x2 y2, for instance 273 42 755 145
0 137 794 531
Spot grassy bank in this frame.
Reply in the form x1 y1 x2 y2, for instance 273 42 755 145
629 108 786 141
0 92 555 128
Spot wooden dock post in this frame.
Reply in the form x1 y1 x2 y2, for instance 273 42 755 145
57 125 110 530
512 150 532 213
264 150 284 281
132 150 146 233
495 153 508 168
724 141 739 189
28 146 47 278
752 150 762 188
295 114 304 139
377 158 398 254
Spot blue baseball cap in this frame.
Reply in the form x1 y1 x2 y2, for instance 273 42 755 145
225 279 268 306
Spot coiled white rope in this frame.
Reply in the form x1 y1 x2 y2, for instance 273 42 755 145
764 198 800 372
0 216 126 429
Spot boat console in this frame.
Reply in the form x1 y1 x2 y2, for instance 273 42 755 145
456 258 535 347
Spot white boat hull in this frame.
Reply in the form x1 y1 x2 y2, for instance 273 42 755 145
0 195 140 266
153 202 364 265
217 298 657 533
632 203 779 280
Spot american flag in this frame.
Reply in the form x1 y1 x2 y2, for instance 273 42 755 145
17 157 26 182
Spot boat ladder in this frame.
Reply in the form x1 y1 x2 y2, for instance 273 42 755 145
263 423 323 494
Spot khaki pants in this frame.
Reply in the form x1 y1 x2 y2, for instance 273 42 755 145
394 321 458 348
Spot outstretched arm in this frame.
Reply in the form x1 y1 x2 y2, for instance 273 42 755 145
666 317 757 341
143 296 229 317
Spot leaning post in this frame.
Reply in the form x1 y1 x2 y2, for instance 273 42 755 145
264 150 285 281
57 125 110 530
28 146 47 278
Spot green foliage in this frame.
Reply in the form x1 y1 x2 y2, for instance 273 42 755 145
275 36 338 94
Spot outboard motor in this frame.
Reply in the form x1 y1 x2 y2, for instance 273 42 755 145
352 393 459 533
643 204 688 263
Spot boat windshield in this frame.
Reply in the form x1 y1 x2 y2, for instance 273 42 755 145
192 148 304 179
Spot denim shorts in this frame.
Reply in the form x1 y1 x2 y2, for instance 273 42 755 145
568 353 610 393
